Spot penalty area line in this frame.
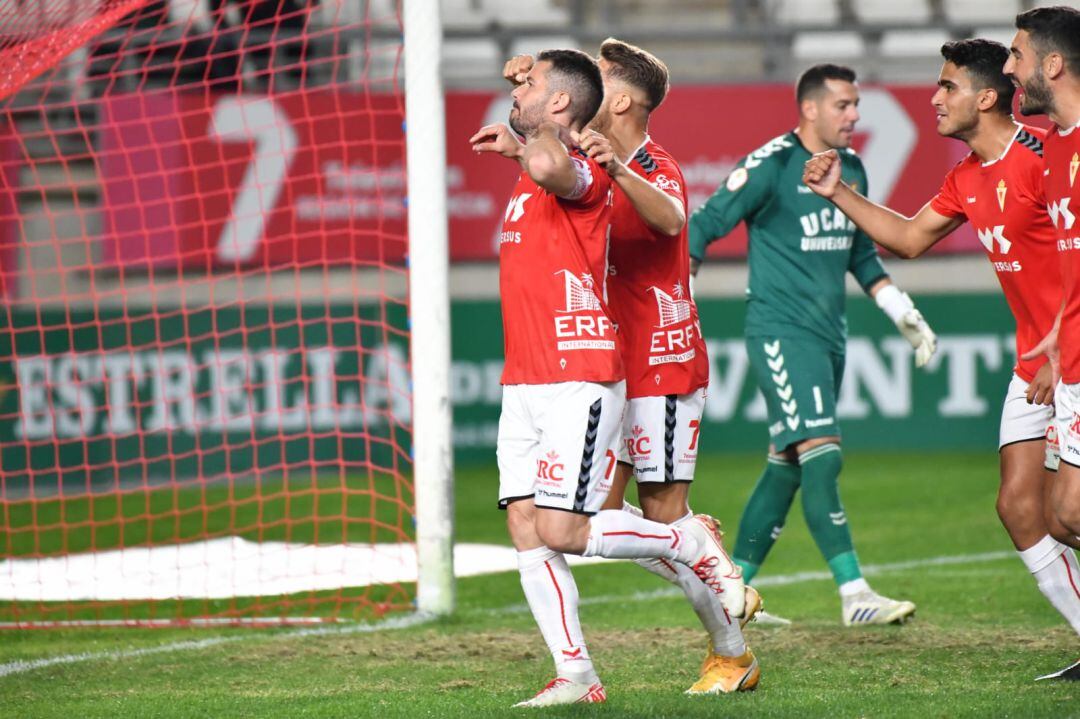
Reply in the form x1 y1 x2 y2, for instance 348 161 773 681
0 549 1016 678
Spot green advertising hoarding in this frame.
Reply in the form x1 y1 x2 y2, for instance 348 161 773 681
449 293 1021 461
0 304 411 493
0 293 1021 494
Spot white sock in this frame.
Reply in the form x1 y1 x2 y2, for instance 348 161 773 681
517 546 598 683
627 509 747 657
583 509 699 562
838 577 871 599
1018 535 1080 635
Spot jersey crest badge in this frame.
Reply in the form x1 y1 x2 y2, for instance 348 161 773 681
996 179 1007 212
726 168 748 191
1071 152 1079 188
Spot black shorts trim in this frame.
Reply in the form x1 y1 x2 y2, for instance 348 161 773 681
497 493 534 510
636 478 693 486
664 394 677 483
534 503 597 517
573 397 604 513
998 437 1045 451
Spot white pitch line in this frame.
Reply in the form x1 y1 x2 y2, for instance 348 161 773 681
0 549 1017 679
0 612 435 679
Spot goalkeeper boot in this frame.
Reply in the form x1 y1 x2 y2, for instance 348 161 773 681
687 647 760 694
1035 657 1080 682
512 678 607 707
682 514 745 617
842 589 916 626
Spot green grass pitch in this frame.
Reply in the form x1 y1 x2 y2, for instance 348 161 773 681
2 452 1079 717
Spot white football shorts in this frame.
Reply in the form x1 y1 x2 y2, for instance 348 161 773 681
616 387 707 484
999 373 1057 470
497 380 626 515
1054 380 1080 470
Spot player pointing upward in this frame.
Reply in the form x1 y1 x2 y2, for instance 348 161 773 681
471 48 743 707
504 39 759 694
803 39 1080 678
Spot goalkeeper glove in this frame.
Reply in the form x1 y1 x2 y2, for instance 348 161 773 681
875 284 937 368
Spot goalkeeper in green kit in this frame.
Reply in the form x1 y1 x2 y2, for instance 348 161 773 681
689 64 936 626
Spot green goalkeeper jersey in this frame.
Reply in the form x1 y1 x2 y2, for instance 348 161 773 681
689 131 888 354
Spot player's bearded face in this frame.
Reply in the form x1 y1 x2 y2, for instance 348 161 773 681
1006 31 1053 117
1016 64 1053 116
509 64 552 136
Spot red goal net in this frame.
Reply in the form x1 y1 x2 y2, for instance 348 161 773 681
0 0 417 627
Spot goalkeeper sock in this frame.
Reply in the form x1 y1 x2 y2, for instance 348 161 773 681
798 443 863 585
516 546 598 683
583 509 697 563
629 510 747 657
733 455 801 583
1018 535 1080 634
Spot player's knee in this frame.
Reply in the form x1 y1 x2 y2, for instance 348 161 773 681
995 481 1038 530
505 501 539 548
534 513 590 555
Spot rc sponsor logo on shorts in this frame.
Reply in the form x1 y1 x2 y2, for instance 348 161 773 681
626 424 652 460
536 450 565 488
553 270 616 352
648 283 699 365
1069 413 1080 437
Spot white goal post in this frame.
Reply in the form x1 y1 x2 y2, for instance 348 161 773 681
403 0 456 616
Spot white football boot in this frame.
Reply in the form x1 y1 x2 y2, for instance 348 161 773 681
842 589 916 626
513 678 607 707
681 514 746 617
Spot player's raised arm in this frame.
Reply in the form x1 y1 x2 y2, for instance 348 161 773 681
577 128 684 236
803 150 963 259
521 121 586 198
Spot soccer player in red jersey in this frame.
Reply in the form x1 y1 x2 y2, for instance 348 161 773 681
503 39 758 695
1005 4 1080 682
470 48 742 706
804 38 1080 678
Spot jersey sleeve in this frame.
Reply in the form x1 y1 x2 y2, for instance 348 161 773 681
561 154 611 207
688 153 778 260
616 152 687 242
846 166 889 291
929 164 967 219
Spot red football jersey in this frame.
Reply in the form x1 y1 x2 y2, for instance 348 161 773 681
1045 121 1080 383
498 152 624 385
607 138 709 398
931 125 1060 383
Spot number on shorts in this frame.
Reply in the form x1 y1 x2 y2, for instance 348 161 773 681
604 449 617 479
688 419 701 451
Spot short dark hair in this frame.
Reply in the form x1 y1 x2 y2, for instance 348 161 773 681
795 63 857 103
940 39 1015 113
598 38 670 110
536 48 605 128
1016 6 1080 76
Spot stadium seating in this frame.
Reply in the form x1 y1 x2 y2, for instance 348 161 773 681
942 0 1021 25
772 0 841 26
851 0 933 25
792 31 866 62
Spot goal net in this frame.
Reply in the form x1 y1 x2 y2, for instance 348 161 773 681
0 0 452 627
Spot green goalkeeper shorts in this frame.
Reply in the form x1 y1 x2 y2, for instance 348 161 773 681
745 334 845 451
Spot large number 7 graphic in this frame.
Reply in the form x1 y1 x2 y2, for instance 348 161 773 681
208 97 298 262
